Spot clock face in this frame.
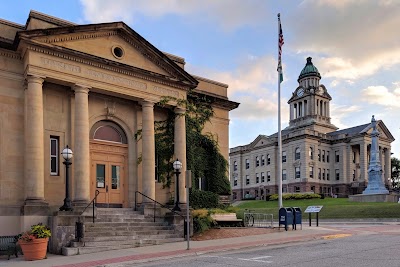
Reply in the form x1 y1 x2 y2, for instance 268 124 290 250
297 88 304 97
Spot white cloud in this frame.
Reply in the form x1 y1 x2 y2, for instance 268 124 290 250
330 104 362 129
80 0 269 31
290 1 400 81
362 85 400 107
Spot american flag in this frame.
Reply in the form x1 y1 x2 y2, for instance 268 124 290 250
277 14 284 83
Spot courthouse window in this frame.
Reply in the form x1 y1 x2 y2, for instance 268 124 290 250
295 148 301 160
246 159 250 169
261 155 265 166
282 151 287 163
50 136 59 175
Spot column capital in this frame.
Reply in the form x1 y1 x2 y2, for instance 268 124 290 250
174 106 186 114
140 100 155 108
26 75 45 85
73 84 91 94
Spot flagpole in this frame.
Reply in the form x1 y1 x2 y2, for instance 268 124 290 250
277 13 283 208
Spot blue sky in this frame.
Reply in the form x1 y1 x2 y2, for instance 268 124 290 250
2 1 400 155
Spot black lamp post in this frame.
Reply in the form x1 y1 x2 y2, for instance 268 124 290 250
59 145 73 211
172 159 182 211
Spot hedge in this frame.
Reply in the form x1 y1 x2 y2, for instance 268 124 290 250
269 193 321 201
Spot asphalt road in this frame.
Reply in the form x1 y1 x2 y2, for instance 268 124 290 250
117 224 400 267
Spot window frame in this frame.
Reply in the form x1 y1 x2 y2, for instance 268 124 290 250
295 167 301 179
50 136 59 176
295 147 301 160
245 159 250 169
282 169 287 180
282 151 287 163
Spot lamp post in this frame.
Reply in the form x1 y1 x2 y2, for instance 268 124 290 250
172 159 182 211
59 146 73 211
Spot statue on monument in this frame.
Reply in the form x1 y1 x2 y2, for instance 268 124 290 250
363 115 389 195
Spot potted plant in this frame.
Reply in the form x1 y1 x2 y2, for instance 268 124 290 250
18 223 51 261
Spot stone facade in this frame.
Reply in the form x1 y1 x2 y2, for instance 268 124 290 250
0 11 238 235
230 57 394 201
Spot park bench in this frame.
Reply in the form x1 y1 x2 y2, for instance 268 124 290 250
0 235 19 260
211 213 243 227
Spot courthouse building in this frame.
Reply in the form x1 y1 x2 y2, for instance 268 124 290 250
230 57 394 200
0 11 238 234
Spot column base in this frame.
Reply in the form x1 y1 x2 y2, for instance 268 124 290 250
22 199 49 216
72 199 90 208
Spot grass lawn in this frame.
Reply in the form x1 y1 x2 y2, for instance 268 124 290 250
235 198 400 219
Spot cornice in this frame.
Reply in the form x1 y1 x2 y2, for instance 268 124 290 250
24 42 191 91
28 10 76 27
36 31 117 44
0 48 21 60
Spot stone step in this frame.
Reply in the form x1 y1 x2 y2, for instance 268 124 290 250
96 208 140 214
83 233 182 243
84 229 177 237
85 221 167 227
96 214 146 219
82 237 183 247
85 225 173 232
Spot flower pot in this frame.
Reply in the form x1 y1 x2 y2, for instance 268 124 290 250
18 238 48 261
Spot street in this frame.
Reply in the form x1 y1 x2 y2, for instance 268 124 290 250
112 224 400 267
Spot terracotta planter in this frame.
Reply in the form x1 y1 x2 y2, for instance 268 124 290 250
18 237 48 261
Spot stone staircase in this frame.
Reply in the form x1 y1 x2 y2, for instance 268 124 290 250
62 208 183 255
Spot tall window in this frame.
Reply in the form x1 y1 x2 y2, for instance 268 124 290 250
322 169 326 180
246 175 250 185
261 172 265 183
335 151 339 163
309 166 314 178
295 167 301 179
267 154 271 165
335 169 340 180
256 156 260 167
353 151 356 163
261 155 265 166
245 159 250 169
267 171 271 182
233 161 237 171
282 169 287 180
282 151 287 163
50 136 59 175
327 169 330 181
318 149 321 161
256 173 260 183
318 168 321 180
309 147 314 160
295 148 301 160
234 176 238 186
322 150 325 162
327 151 330 162
353 170 356 181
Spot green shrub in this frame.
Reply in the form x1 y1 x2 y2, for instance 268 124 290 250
191 209 215 233
269 193 321 201
189 189 220 209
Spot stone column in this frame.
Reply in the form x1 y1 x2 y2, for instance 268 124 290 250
24 75 47 206
73 84 91 205
360 143 368 182
384 148 391 186
290 103 293 121
174 107 187 204
141 100 156 201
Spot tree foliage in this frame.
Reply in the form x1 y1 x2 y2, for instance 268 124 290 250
391 157 400 189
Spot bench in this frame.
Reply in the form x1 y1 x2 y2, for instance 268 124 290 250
211 213 243 227
0 235 19 260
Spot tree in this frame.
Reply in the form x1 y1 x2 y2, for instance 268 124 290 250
391 157 400 190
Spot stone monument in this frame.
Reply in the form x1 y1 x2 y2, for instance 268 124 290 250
362 115 389 195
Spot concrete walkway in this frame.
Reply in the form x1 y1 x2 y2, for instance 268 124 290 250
0 224 350 267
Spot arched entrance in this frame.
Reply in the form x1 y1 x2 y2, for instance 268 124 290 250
90 121 128 208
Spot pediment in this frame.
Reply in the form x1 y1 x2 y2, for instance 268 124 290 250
17 22 197 88
362 120 395 141
249 135 270 149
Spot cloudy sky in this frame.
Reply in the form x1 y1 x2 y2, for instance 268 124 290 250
2 0 400 155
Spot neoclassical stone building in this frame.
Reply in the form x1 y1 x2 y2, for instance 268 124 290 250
230 57 394 200
0 11 238 235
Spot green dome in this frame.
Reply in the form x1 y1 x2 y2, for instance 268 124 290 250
298 57 321 81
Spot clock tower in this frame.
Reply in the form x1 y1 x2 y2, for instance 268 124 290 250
287 57 337 133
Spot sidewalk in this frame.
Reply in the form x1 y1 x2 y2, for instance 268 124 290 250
0 225 348 267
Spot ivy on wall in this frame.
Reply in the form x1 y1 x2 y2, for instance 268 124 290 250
137 92 231 195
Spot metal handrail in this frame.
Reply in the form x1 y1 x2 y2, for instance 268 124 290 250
79 190 100 223
134 191 185 222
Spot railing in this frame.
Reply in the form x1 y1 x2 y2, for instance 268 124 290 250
79 190 100 223
243 209 274 228
134 191 185 224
